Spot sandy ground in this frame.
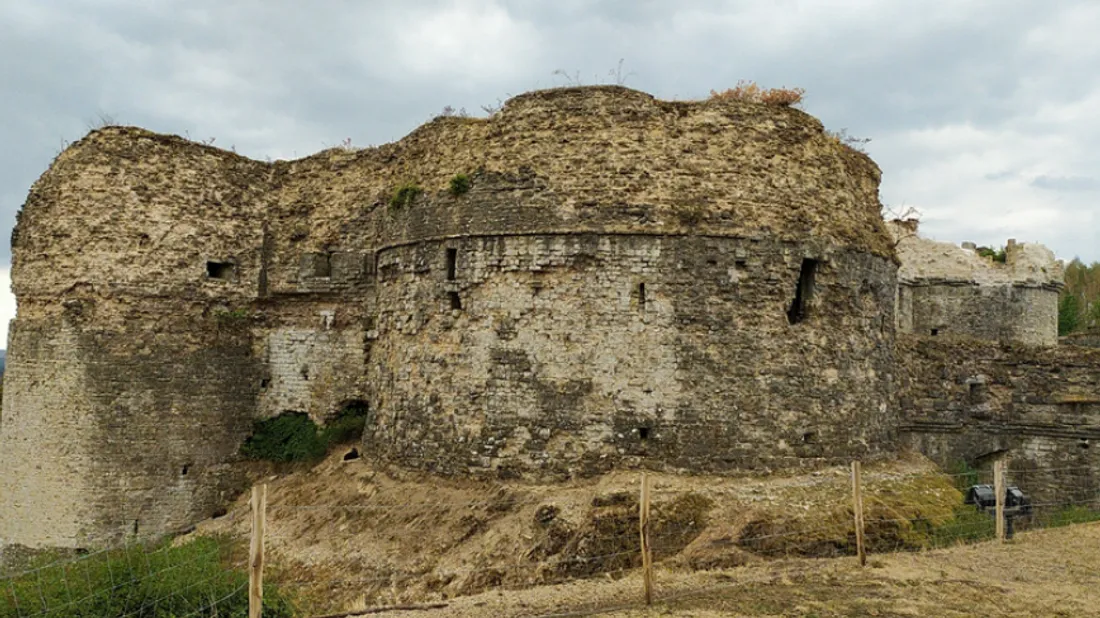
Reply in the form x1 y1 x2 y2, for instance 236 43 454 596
189 450 1086 617
372 521 1100 617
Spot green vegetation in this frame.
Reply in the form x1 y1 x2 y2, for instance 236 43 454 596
1036 505 1100 529
923 505 996 547
213 307 250 322
240 403 368 463
0 536 295 617
449 173 471 197
975 246 1007 263
1060 259 1100 336
389 182 423 209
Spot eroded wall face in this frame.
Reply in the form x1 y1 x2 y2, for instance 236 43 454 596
258 324 369 422
899 284 1058 346
0 312 261 548
367 234 898 477
897 337 1100 503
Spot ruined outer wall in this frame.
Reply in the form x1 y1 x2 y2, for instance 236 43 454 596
0 131 273 548
361 87 899 476
2 85 897 547
898 284 1057 343
369 234 898 476
890 221 1062 346
896 336 1100 503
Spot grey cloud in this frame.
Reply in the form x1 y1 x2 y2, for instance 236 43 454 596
1031 175 1100 192
1 0 1099 267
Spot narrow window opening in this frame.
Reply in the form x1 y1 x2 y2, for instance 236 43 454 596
638 283 647 311
314 253 332 278
735 259 748 269
260 378 270 389
446 248 458 280
638 427 650 441
968 382 987 404
931 328 939 336
802 431 817 444
449 291 463 311
786 259 817 324
300 366 309 380
132 520 139 535
706 258 718 266
206 261 234 280
181 464 190 476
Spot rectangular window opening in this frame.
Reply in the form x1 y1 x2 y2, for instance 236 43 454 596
446 248 458 281
931 328 939 336
638 282 647 311
786 258 817 324
448 291 463 311
314 253 332 278
206 261 234 280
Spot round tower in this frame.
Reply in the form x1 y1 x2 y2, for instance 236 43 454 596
359 86 900 476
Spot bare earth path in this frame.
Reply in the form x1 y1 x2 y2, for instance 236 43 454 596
374 522 1100 617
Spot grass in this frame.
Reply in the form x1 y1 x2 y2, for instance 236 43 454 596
389 182 423 208
0 536 295 618
449 173 471 197
709 80 804 106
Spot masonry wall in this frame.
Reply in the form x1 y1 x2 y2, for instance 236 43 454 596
897 336 1100 504
2 85 899 549
367 234 898 477
898 284 1058 345
0 311 261 548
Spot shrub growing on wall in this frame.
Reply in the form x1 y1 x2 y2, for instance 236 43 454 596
240 412 327 462
241 403 370 462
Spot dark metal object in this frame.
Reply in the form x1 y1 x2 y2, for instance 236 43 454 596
964 484 1031 540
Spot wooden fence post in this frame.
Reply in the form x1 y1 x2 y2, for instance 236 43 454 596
639 472 653 606
249 484 267 618
851 461 866 566
994 459 1006 543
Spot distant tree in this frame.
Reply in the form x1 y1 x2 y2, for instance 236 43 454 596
1059 293 1082 336
1059 258 1100 335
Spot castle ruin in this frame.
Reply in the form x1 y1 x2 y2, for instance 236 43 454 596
1 86 1097 549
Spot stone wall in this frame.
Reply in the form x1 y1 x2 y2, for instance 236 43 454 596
0 310 261 548
1063 330 1100 348
889 220 1062 346
898 284 1058 344
1 85 898 548
368 233 898 477
897 336 1100 503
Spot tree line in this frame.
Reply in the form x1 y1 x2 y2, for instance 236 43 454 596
1059 259 1100 336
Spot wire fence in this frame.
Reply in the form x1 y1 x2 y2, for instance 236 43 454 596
1 460 1098 617
0 509 293 618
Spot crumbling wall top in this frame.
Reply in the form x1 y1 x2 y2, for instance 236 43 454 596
888 219 1063 288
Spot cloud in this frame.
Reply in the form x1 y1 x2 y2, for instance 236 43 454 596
1031 175 1100 192
0 0 1098 303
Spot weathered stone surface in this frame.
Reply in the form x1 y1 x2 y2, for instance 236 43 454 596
4 85 1092 551
897 336 1100 503
0 86 895 548
888 220 1062 346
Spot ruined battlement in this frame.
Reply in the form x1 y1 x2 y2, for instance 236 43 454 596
1 86 1093 550
888 219 1063 345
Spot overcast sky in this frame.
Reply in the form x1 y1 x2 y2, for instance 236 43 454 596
2 0 1098 342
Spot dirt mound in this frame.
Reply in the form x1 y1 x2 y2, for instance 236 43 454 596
190 452 955 615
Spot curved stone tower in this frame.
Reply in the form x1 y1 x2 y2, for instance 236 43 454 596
1 86 899 548
888 219 1063 346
